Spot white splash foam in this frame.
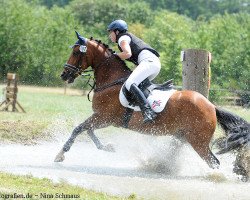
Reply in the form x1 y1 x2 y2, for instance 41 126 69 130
0 128 249 200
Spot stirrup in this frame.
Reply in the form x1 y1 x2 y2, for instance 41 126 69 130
142 108 157 123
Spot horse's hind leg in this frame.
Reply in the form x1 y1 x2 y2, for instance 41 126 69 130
185 130 220 169
192 142 220 169
206 149 220 169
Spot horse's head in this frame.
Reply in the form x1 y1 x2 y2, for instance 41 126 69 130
61 31 90 83
61 32 130 84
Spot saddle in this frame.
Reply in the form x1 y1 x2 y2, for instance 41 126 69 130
120 79 175 128
122 78 174 107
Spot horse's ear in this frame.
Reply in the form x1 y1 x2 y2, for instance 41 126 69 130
75 31 87 45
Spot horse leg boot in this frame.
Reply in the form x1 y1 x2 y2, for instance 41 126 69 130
130 83 157 123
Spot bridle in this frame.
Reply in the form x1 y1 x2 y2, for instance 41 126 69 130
63 42 129 101
63 42 111 77
63 44 87 76
64 63 82 75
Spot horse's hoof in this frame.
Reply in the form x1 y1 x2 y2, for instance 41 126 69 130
102 143 115 152
54 150 65 162
204 172 227 182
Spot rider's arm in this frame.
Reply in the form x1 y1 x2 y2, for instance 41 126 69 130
117 40 132 60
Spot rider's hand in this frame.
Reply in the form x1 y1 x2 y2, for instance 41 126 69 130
113 52 120 59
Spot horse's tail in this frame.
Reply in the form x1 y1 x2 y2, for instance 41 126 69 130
214 107 250 154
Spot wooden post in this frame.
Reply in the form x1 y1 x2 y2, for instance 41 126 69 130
0 73 25 112
181 49 211 98
64 82 67 95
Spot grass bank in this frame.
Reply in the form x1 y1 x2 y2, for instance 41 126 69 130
0 172 136 200
0 85 93 144
0 85 249 144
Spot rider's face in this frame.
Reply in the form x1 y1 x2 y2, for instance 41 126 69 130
108 31 116 43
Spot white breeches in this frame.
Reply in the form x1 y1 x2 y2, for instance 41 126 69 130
125 56 161 90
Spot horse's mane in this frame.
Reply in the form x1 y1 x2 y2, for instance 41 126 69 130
89 37 115 54
89 37 131 72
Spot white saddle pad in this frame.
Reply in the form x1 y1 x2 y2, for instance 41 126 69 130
119 88 176 113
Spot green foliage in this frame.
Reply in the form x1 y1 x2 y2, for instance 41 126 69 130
68 0 154 38
143 11 194 85
208 13 250 91
0 0 249 102
28 0 72 8
0 0 81 85
140 0 250 20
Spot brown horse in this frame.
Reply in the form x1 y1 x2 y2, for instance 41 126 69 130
55 32 250 178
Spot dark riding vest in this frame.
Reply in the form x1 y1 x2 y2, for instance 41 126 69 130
116 32 160 65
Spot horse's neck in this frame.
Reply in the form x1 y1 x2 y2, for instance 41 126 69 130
88 40 131 87
94 56 131 87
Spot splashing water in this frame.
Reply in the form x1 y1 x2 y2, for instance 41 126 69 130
0 122 249 200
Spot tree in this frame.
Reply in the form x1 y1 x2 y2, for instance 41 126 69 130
143 11 194 85
68 0 154 38
208 13 250 92
0 0 81 85
28 0 72 8
140 0 250 20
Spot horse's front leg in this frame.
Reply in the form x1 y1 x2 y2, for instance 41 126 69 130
54 114 112 162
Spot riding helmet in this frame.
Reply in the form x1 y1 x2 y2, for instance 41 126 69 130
107 19 128 32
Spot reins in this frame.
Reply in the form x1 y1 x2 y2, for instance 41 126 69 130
94 77 128 92
82 55 130 101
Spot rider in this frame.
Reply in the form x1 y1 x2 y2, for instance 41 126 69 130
107 19 161 123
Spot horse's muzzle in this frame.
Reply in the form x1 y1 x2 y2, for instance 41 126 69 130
60 71 68 81
60 71 76 83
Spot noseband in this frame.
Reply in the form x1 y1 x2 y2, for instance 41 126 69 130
64 63 82 74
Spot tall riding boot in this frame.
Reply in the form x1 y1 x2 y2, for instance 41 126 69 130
130 83 157 123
